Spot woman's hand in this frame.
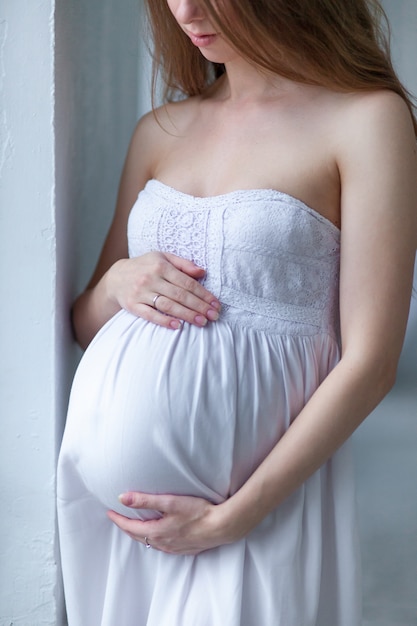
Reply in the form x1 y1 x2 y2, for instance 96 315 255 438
107 492 237 555
106 251 220 330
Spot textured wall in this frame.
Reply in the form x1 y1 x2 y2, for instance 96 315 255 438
0 1 61 624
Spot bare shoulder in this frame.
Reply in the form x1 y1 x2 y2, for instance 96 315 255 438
128 96 202 176
333 90 417 227
334 89 417 245
343 88 413 120
335 89 416 163
126 108 165 176
135 96 202 139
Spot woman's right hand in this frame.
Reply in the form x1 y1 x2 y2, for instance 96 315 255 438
105 251 221 330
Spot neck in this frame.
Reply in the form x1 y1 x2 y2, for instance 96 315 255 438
215 58 297 104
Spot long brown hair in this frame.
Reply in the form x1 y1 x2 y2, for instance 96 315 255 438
144 0 417 135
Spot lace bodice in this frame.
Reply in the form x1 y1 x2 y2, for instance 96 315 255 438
128 180 340 338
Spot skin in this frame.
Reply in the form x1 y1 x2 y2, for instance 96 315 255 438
73 0 417 554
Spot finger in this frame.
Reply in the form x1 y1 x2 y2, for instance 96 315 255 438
120 254 220 326
129 302 184 330
118 491 172 512
107 510 163 536
126 297 214 330
107 509 173 551
141 253 221 317
163 252 207 278
107 510 153 542
108 506 213 555
160 260 221 310
148 292 219 327
130 273 220 326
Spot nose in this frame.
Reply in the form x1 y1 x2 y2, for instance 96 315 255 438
173 0 205 24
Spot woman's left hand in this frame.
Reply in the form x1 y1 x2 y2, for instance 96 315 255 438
107 492 233 555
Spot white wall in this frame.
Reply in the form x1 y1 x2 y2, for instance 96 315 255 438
0 1 139 624
0 1 62 624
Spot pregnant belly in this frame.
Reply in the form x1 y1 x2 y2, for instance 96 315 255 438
61 311 308 519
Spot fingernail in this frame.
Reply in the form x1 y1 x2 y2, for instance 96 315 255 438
170 320 182 330
118 493 133 506
207 309 219 321
195 315 207 326
211 301 221 310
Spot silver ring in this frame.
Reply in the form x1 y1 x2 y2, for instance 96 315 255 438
145 536 151 549
152 294 162 310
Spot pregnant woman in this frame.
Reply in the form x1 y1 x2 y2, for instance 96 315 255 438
57 1 417 624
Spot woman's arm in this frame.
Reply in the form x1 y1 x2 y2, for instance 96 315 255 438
72 112 220 350
108 91 417 554
216 90 417 538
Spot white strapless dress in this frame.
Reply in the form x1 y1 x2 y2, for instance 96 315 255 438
57 180 361 626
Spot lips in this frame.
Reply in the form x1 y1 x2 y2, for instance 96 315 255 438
187 31 218 47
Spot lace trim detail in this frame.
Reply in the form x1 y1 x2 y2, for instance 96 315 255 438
219 304 339 339
145 179 340 238
156 207 209 270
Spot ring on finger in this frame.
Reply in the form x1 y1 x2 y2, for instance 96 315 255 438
145 536 152 549
152 294 162 310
